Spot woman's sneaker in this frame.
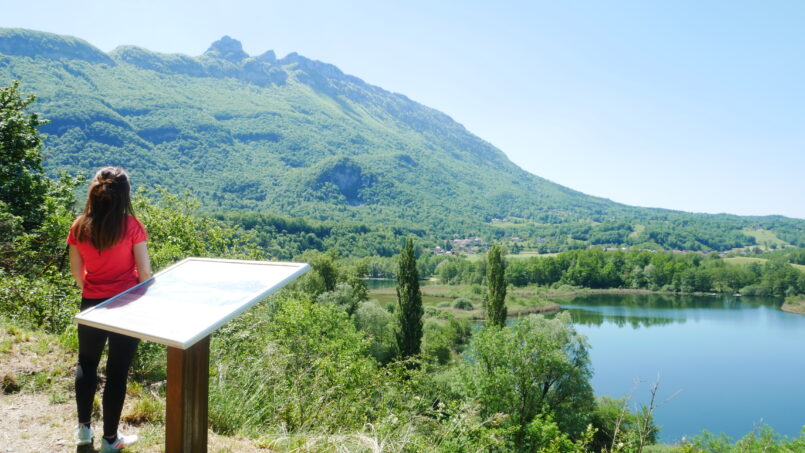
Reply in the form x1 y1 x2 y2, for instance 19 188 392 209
100 433 139 452
75 424 93 445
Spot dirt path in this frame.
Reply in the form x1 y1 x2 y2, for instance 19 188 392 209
0 325 271 453
0 390 272 452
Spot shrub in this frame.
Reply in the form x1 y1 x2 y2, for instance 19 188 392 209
452 297 474 310
209 296 379 434
462 312 595 447
354 299 395 364
0 271 79 333
422 320 451 365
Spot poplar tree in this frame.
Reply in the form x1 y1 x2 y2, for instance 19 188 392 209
485 244 507 327
395 237 423 358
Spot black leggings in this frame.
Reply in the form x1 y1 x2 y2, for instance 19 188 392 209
75 297 139 438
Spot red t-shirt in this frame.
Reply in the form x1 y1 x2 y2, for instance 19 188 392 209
67 215 149 299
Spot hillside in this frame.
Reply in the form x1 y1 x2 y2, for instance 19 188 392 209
1 28 803 251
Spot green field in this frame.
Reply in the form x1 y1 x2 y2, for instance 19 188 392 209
370 284 558 320
465 250 558 262
741 228 788 249
629 223 645 239
724 256 805 272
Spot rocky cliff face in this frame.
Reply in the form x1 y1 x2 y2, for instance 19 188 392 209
107 36 288 86
203 35 249 62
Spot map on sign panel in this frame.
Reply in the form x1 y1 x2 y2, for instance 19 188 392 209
74 258 309 349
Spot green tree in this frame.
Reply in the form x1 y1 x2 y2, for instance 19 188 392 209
132 187 262 271
296 249 339 295
485 244 507 327
395 237 423 359
464 313 595 448
0 81 49 230
315 281 362 315
313 251 339 292
0 82 81 332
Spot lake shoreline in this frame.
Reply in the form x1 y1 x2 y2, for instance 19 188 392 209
495 302 561 319
542 288 805 316
544 288 679 299
781 297 805 315
370 283 803 316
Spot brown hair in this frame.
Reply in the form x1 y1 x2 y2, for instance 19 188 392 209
73 167 136 250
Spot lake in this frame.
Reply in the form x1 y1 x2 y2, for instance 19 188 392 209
561 293 805 443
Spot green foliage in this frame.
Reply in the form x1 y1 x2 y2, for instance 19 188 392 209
132 187 263 271
297 250 371 311
306 250 339 291
680 426 805 452
210 295 379 434
420 313 474 366
353 299 396 364
0 81 48 229
462 313 595 449
422 320 452 365
0 270 78 332
485 244 507 327
761 248 805 265
444 248 805 296
523 415 596 453
452 296 474 310
315 281 363 315
0 81 82 332
395 237 423 359
591 396 659 452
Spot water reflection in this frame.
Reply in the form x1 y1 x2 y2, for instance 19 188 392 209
564 307 681 328
559 293 804 442
363 279 396 290
559 293 781 310
559 293 783 329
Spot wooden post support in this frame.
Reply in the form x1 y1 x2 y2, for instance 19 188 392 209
166 336 210 453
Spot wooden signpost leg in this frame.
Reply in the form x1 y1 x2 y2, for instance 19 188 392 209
166 336 210 453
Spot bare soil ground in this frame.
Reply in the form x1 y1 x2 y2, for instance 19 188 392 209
0 393 272 452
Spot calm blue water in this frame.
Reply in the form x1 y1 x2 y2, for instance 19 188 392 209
562 294 805 443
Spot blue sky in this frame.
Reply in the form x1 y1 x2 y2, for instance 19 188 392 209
3 0 803 218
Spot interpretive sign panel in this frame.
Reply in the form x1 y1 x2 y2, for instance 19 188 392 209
75 258 309 349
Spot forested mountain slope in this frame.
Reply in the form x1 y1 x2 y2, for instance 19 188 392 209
1 28 802 251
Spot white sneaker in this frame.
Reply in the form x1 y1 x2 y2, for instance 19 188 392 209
100 432 139 452
76 424 93 446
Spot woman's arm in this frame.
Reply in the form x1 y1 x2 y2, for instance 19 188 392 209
68 245 84 290
134 241 153 282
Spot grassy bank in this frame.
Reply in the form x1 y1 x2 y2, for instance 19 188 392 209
781 296 805 315
724 256 805 272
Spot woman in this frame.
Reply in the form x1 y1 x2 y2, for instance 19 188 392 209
68 167 152 452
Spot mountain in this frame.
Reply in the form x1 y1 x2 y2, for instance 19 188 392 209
1 28 803 252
